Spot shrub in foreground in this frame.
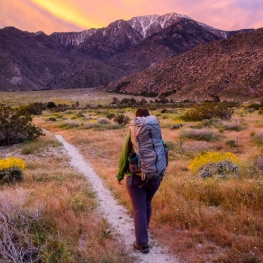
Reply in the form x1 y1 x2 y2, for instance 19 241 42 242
196 160 239 178
189 151 240 174
0 105 44 146
0 156 26 183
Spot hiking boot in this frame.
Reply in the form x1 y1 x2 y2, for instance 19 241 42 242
134 242 150 254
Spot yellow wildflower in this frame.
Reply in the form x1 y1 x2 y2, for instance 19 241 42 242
189 151 239 173
0 156 26 171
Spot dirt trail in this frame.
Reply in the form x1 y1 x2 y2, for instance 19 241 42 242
55 134 178 263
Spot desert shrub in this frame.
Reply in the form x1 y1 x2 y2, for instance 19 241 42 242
47 117 57 121
245 103 262 111
179 128 218 141
222 119 245 131
0 156 26 183
113 114 130 126
25 102 44 115
182 103 234 121
196 161 239 178
55 104 70 112
189 151 240 174
130 97 136 104
111 97 120 105
0 156 26 171
0 189 41 261
251 132 263 146
155 97 169 104
97 117 110 124
0 105 44 146
77 112 85 118
137 97 147 105
225 140 238 148
48 102 58 109
120 98 131 105
255 156 263 170
140 91 158 97
46 101 57 109
106 113 115 119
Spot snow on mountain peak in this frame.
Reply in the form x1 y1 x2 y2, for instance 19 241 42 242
50 28 97 46
127 12 193 37
127 14 159 37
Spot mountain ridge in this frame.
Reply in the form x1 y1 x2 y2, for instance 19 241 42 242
0 12 255 97
104 28 263 101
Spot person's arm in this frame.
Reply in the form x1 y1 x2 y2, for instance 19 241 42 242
116 134 131 182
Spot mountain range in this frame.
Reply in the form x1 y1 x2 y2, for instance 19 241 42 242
104 27 263 101
0 12 260 101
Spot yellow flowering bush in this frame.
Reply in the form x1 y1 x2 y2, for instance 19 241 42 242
0 156 26 182
0 156 26 171
189 151 239 174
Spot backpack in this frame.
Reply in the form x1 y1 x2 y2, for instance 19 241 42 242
129 116 167 181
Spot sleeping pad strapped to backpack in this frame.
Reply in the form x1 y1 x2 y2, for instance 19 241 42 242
129 115 167 181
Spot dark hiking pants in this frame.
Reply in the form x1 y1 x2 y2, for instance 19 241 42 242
126 174 161 245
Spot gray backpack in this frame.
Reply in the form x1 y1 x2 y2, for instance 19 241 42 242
129 116 167 180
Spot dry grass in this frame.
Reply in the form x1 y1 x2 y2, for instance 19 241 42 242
0 133 133 263
38 107 263 263
1 91 263 263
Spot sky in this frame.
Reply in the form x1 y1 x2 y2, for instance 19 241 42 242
0 0 262 35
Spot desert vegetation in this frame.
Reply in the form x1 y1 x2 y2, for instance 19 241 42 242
0 104 44 146
1 89 263 263
0 135 133 263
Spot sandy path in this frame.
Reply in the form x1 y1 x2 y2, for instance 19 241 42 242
55 134 178 263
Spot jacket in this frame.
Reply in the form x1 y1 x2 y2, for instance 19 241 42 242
116 134 132 182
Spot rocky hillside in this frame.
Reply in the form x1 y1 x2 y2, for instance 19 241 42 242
0 13 252 91
104 28 263 101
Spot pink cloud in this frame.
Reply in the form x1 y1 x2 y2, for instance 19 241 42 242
0 0 262 34
0 1 83 34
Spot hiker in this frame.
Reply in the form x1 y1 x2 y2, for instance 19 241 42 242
116 108 167 254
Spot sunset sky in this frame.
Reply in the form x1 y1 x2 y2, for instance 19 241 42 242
0 1 262 35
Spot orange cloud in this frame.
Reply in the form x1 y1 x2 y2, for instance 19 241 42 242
31 0 102 29
0 0 262 34
0 1 83 34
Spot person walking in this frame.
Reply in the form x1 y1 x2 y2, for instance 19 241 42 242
116 108 167 254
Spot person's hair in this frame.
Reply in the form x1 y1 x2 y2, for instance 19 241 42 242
136 108 150 117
